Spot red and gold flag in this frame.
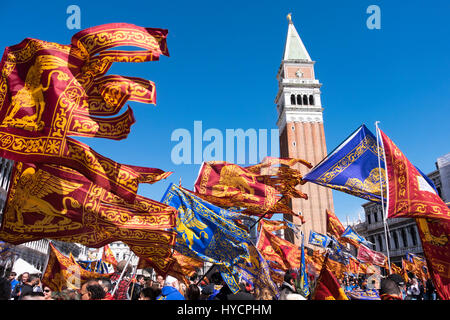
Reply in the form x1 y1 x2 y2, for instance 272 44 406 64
0 162 176 269
325 209 360 248
102 244 118 266
379 129 450 220
256 220 301 271
0 23 170 202
42 242 112 292
312 255 348 300
326 209 345 239
390 262 402 276
194 157 312 217
357 244 387 268
415 218 450 300
138 251 203 285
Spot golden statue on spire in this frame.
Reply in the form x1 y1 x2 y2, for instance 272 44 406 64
287 13 292 24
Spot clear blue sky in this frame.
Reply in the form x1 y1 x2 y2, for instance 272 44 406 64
1 0 449 225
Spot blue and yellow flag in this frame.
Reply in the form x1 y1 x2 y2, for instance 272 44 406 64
299 233 310 297
161 183 250 293
308 230 330 248
341 226 373 247
303 125 385 202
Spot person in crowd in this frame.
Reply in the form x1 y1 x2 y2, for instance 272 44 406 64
110 260 132 300
386 274 406 299
184 283 200 300
20 291 45 300
379 278 403 300
12 272 29 300
200 272 223 300
406 276 421 300
129 275 145 300
155 274 165 289
42 286 54 300
156 276 185 300
0 277 11 300
32 274 43 293
216 282 255 301
278 269 306 300
19 274 41 299
139 285 161 300
52 288 80 300
255 287 274 300
80 279 106 300
425 278 437 300
97 277 114 300
7 272 18 294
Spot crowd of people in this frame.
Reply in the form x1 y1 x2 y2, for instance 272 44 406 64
0 260 439 301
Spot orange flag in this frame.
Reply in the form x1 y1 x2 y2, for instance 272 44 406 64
42 242 112 292
256 220 301 271
102 244 118 266
194 157 312 217
312 255 348 300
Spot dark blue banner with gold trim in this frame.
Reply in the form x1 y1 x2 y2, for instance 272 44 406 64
303 125 385 202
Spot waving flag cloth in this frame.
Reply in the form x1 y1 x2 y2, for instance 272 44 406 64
42 242 113 292
341 226 372 248
102 244 118 267
194 157 312 218
0 23 170 202
303 125 386 203
138 251 204 285
312 254 348 300
378 128 450 220
161 183 250 293
326 209 345 239
256 219 301 271
299 232 310 297
308 230 330 248
357 244 387 268
378 128 450 299
235 243 280 298
0 162 176 271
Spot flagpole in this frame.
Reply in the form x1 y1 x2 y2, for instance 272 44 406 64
375 121 391 274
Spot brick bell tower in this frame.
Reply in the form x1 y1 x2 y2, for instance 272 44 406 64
275 14 334 246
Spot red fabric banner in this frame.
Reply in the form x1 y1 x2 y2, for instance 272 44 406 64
0 23 169 202
380 129 450 220
357 244 387 267
256 220 301 271
312 255 348 300
0 162 176 270
194 157 312 217
416 218 450 300
42 243 112 292
102 244 118 266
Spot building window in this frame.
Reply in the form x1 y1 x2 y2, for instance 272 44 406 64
378 235 383 251
373 211 378 223
367 213 372 224
303 95 308 105
410 226 418 246
393 231 399 249
296 95 302 105
309 95 314 106
401 228 408 247
290 94 296 105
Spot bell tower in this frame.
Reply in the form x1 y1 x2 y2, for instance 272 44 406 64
275 14 334 245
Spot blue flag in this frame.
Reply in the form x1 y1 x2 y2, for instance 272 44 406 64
308 230 330 248
299 233 310 297
161 183 250 293
341 226 373 247
303 125 385 202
